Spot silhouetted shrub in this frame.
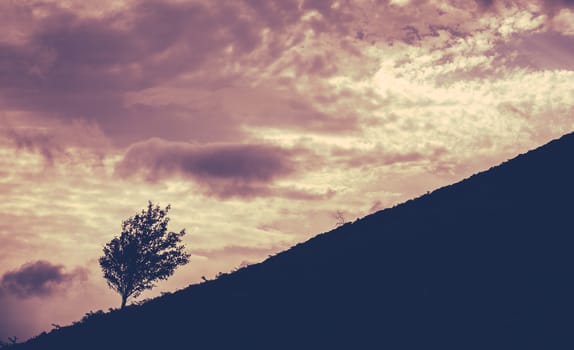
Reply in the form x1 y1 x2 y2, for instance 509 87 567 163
80 310 105 323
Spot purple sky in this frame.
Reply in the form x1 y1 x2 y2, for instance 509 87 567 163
1 0 574 341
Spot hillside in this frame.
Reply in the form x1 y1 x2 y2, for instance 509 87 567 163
13 132 574 350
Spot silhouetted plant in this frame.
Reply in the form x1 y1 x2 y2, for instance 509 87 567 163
81 310 105 323
99 201 191 308
215 272 228 279
134 297 153 306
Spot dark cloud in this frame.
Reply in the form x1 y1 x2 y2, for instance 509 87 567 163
1 1 257 93
2 126 63 164
115 138 317 199
116 138 295 181
0 0 354 97
0 120 110 165
474 0 495 10
0 261 88 298
0 1 260 145
402 25 423 45
541 0 574 13
0 0 361 147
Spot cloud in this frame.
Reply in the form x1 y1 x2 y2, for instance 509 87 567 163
330 145 447 169
9 0 558 151
0 1 267 145
116 139 295 181
114 138 316 199
540 0 574 14
205 86 362 135
0 118 110 165
0 1 260 93
0 261 88 298
500 32 574 70
2 126 62 164
0 0 371 148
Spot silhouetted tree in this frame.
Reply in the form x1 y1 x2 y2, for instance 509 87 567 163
99 201 190 309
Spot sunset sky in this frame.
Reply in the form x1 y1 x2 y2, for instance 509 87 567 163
1 0 573 340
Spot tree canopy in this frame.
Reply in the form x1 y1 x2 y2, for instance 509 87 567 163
99 201 190 308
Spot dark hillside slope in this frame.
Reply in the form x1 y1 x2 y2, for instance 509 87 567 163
15 133 574 349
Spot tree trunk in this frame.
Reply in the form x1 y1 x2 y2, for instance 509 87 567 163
121 294 127 309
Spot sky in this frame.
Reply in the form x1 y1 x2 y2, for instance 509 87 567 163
1 0 573 341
